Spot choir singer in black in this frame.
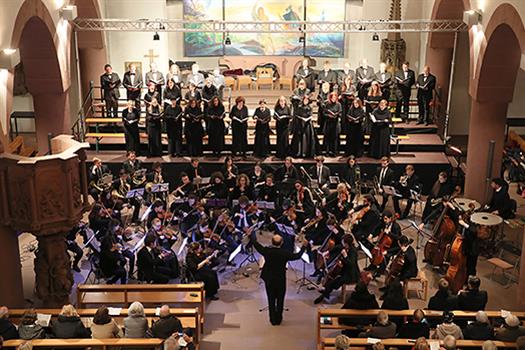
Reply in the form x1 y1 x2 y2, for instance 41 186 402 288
251 233 308 325
416 66 436 125
100 64 121 118
122 100 141 154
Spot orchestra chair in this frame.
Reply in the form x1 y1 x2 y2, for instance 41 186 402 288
403 270 428 300
237 75 253 90
487 241 521 287
278 76 293 91
255 67 274 90
224 76 236 90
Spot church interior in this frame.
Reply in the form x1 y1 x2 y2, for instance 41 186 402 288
1 0 525 349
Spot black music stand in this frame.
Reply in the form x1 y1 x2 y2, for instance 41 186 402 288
295 250 318 293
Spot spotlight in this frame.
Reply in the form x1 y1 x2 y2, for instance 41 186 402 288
224 34 231 45
59 5 77 21
463 9 482 26
298 36 305 43
153 32 160 41
372 33 379 41
0 48 19 69
2 48 17 55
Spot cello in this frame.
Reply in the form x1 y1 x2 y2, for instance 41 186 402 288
385 250 405 285
423 201 457 268
370 215 398 266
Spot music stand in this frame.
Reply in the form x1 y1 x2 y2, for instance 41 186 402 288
409 189 423 218
236 221 265 269
295 249 318 293
151 183 169 193
408 220 424 262
382 185 402 198
126 188 145 199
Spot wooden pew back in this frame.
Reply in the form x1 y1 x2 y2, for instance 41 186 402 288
3 338 163 349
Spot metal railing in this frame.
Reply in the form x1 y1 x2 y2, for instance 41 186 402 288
71 81 95 142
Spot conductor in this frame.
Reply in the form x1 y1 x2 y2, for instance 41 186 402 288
251 233 308 325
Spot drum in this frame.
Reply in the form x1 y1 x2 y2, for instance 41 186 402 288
453 197 481 212
470 212 503 240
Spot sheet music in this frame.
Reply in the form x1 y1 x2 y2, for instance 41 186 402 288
36 313 51 327
232 117 249 123
297 116 312 123
369 113 377 123
108 307 122 316
367 338 381 344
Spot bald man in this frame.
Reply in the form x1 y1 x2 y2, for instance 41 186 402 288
251 233 308 325
151 305 183 339
0 306 18 340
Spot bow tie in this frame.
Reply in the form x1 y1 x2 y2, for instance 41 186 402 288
130 73 135 75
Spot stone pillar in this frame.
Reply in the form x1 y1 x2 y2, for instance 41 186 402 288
426 46 453 134
34 232 74 307
79 48 107 98
464 99 507 202
32 91 71 154
0 225 25 307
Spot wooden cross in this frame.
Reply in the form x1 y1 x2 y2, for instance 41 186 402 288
144 49 159 64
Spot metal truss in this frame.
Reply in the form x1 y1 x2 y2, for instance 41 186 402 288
72 18 468 33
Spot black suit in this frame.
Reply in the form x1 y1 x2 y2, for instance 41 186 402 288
100 72 121 118
398 321 430 339
295 67 317 92
252 235 306 325
123 159 143 176
377 166 395 211
309 164 331 187
89 164 111 201
375 71 393 100
399 246 418 280
394 69 415 120
355 66 375 99
393 173 420 218
123 71 143 109
137 246 170 283
416 73 436 124
317 70 337 88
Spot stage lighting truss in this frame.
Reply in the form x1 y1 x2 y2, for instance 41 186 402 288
72 18 468 33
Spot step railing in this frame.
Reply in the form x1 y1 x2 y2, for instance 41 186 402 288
71 80 95 142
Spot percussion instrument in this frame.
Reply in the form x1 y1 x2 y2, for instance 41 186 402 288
470 212 503 241
453 197 481 212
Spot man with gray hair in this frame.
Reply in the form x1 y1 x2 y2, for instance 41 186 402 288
495 314 525 341
334 334 351 350
482 340 498 350
151 305 183 339
442 335 456 350
463 311 494 340
359 311 396 339
0 306 18 340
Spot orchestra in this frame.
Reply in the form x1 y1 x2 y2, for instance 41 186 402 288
73 60 515 309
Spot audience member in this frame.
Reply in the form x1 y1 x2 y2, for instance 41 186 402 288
495 315 525 342
151 305 183 339
124 302 148 338
381 279 409 310
51 305 91 339
457 276 488 311
371 343 385 350
18 310 46 340
17 341 33 350
359 311 396 339
164 328 195 350
433 312 463 340
413 337 430 350
334 334 351 350
398 309 430 339
516 336 525 350
463 311 494 340
340 281 379 327
91 306 123 338
0 307 18 340
482 340 498 350
442 335 457 350
428 279 457 311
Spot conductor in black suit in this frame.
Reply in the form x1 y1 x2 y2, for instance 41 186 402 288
252 233 308 325
416 66 436 125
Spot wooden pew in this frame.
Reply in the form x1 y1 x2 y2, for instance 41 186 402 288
8 308 200 346
317 308 525 348
320 338 516 350
3 338 163 350
77 284 205 329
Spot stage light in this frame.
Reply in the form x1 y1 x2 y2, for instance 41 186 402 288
224 34 231 45
0 48 19 69
298 36 305 43
153 32 160 41
372 33 379 41
463 9 482 26
59 5 78 21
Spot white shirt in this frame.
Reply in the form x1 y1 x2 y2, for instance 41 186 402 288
379 167 387 184
404 71 408 79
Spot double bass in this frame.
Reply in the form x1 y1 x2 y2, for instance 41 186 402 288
423 202 456 268
445 232 467 293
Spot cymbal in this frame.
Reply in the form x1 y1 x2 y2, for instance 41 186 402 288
470 212 503 226
453 197 481 211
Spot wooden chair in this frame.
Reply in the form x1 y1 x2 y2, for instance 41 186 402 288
487 242 520 286
224 76 236 90
237 75 253 90
255 67 274 90
403 270 428 300
278 76 293 91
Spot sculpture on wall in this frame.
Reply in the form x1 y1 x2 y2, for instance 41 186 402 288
380 0 406 70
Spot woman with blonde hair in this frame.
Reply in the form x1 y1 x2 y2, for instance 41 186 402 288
51 305 90 338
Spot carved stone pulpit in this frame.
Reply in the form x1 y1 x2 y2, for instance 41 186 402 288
0 135 90 307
